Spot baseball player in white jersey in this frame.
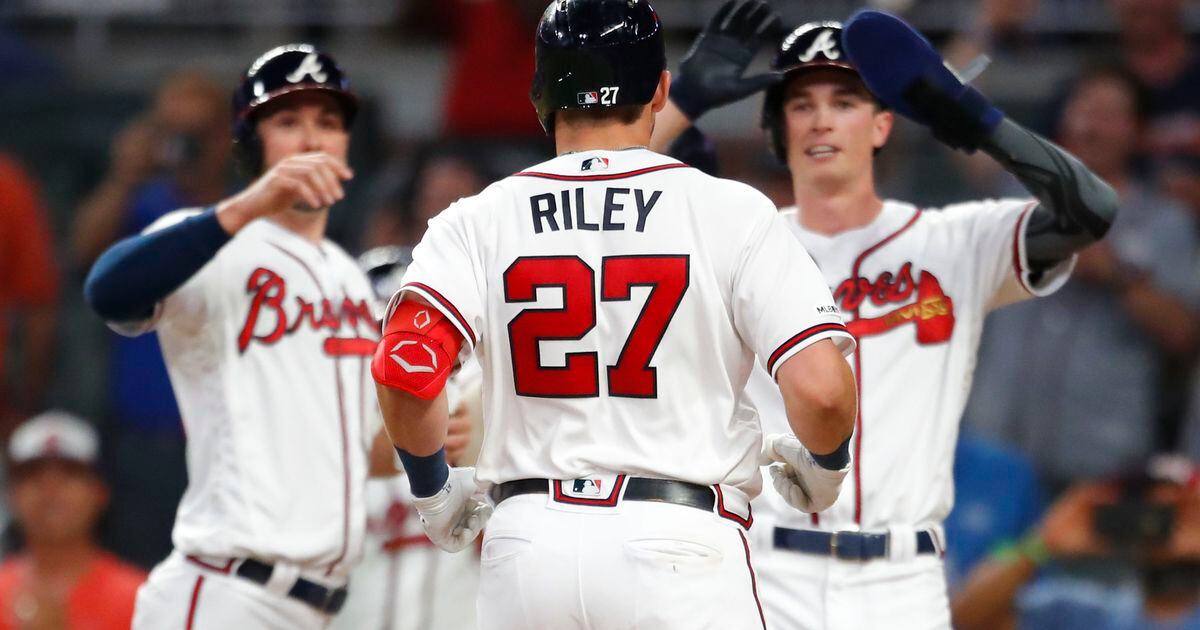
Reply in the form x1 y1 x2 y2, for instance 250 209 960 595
651 4 1118 629
85 44 383 629
370 1 861 628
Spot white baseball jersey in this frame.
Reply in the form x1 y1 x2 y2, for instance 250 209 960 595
396 148 854 497
748 199 1073 534
113 211 379 579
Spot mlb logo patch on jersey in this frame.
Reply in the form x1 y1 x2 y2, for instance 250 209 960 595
581 157 609 172
577 91 599 105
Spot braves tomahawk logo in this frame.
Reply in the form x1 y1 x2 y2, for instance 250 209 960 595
833 262 955 344
238 268 376 354
285 53 328 84
798 29 840 63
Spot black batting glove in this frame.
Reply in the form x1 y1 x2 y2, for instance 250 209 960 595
670 0 784 121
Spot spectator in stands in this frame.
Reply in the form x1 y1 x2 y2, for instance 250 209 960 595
0 412 145 630
964 65 1200 490
68 69 230 569
0 154 59 439
1111 0 1200 160
951 455 1200 630
361 146 490 249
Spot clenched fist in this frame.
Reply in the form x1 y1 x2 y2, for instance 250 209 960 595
216 152 353 234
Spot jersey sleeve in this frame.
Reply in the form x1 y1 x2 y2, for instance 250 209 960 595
393 201 484 350
105 208 217 337
942 198 1075 311
732 210 855 379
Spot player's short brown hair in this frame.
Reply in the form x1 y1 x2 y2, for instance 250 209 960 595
557 104 644 127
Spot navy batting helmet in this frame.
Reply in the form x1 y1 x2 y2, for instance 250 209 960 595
232 43 358 175
760 22 859 164
530 0 666 134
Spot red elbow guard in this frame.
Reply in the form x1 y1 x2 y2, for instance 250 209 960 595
371 299 464 400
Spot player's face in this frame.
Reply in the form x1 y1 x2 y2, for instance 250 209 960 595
256 92 350 172
781 70 892 190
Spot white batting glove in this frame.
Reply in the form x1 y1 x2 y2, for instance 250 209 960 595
762 433 850 513
411 467 492 552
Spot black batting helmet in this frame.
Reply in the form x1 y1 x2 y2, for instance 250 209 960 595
530 0 666 134
761 22 859 164
232 43 358 175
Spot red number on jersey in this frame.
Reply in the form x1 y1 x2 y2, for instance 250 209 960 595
504 255 689 399
504 256 598 398
602 256 690 398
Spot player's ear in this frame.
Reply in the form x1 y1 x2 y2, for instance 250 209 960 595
651 70 671 113
872 108 894 151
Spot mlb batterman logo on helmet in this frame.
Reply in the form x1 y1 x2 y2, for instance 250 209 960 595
529 0 665 133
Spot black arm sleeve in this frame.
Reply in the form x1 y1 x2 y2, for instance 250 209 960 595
979 118 1119 273
83 208 232 322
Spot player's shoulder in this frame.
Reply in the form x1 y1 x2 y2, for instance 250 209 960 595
142 207 207 235
923 197 1035 224
706 173 776 207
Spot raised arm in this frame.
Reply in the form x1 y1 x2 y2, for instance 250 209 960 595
84 152 351 323
649 0 782 151
842 10 1118 273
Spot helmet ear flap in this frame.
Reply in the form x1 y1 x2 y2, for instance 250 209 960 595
233 129 263 180
761 86 789 166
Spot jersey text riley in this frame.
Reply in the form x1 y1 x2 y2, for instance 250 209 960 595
530 187 662 234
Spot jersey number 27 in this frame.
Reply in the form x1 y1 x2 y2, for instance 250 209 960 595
504 255 689 399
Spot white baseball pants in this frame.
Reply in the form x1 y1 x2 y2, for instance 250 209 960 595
477 494 767 629
132 552 334 630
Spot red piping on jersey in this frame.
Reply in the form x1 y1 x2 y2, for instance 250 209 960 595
714 484 754 529
513 162 690 181
402 282 478 346
268 242 353 576
1011 202 1038 295
845 207 923 525
738 530 768 630
185 575 205 630
766 322 852 373
185 555 235 574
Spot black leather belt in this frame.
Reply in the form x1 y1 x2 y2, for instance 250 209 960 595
188 555 347 614
492 477 716 512
773 526 938 561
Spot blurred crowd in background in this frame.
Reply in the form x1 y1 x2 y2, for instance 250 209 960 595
2 0 1200 628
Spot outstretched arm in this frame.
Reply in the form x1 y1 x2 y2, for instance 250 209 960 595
842 10 1118 271
980 120 1117 272
84 152 352 323
649 0 782 151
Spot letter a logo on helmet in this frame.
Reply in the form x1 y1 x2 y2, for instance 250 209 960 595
798 29 840 63
285 53 329 84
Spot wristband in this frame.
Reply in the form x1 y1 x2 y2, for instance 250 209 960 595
810 435 852 471
395 447 450 498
